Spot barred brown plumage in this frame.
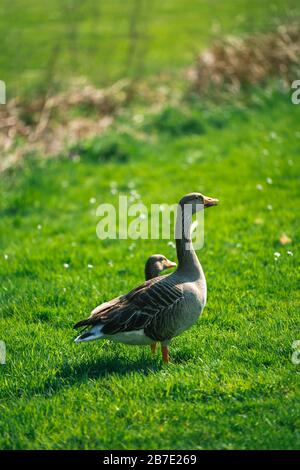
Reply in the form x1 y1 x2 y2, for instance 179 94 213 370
74 275 183 335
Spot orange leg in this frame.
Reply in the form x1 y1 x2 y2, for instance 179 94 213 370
161 345 170 364
150 343 157 356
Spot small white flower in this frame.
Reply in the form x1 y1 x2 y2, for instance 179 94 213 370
63 263 69 269
110 181 118 194
267 204 273 211
62 288 67 293
37 224 42 230
270 131 278 140
266 177 273 185
108 260 114 267
274 252 281 258
130 190 140 200
87 264 93 269
256 184 263 191
129 190 140 202
186 156 194 164
133 114 144 124
287 251 293 256
89 197 96 204
4 254 8 260
168 241 176 249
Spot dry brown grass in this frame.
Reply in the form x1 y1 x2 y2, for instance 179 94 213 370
0 79 129 171
0 75 177 171
188 23 300 94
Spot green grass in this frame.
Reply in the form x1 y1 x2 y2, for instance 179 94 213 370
0 85 300 449
1 0 300 96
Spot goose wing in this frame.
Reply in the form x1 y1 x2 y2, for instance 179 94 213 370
74 275 183 335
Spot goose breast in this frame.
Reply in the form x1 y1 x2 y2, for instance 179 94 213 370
144 277 206 342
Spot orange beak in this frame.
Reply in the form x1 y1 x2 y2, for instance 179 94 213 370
164 259 177 269
203 195 219 208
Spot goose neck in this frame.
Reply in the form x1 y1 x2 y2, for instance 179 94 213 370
175 204 201 276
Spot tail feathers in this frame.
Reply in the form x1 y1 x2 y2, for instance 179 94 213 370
74 324 104 343
74 319 90 329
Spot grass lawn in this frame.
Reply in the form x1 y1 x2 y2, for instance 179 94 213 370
0 85 299 449
1 0 300 96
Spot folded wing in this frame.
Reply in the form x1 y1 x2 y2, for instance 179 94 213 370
74 275 183 336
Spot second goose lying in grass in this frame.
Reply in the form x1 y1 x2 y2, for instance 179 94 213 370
74 192 218 363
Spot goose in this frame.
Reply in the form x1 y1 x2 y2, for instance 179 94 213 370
144 254 177 281
144 254 177 356
74 192 218 363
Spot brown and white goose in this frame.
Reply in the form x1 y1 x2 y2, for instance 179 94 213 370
74 193 218 363
144 254 177 356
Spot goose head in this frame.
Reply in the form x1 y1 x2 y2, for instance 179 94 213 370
145 254 177 280
179 192 219 214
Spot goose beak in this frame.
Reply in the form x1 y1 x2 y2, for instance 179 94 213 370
165 260 177 269
203 195 219 208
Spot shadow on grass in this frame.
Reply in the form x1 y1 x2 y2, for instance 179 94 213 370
34 354 165 397
28 344 198 398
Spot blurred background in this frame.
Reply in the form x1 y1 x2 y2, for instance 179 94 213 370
0 0 300 450
0 0 299 93
1 0 300 168
0 0 299 95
